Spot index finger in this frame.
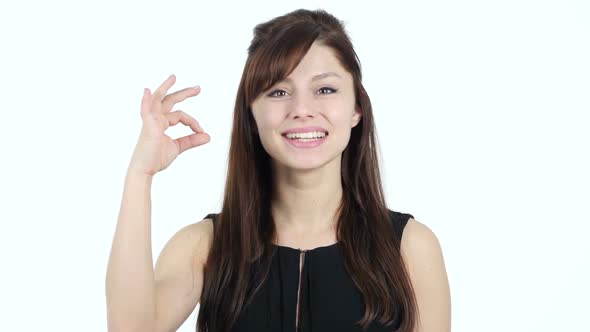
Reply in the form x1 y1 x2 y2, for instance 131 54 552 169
161 86 201 113
153 74 177 101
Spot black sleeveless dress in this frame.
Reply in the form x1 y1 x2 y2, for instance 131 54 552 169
204 210 414 332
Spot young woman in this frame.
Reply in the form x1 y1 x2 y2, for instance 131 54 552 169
106 9 451 332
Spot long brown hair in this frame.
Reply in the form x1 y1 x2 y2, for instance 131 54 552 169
197 9 418 331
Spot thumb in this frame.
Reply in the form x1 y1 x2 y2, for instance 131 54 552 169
175 133 210 154
140 88 152 116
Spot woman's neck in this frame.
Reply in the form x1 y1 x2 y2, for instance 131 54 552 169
271 159 343 236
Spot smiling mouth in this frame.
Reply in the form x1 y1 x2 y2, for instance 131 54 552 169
281 131 329 140
280 131 329 149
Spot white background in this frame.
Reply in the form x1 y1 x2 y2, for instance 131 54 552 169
0 0 588 331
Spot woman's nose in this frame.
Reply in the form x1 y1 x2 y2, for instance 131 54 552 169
288 95 317 119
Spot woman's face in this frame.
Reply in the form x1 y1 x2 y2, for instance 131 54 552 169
250 41 361 171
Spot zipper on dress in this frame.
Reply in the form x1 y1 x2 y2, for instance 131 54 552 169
296 248 308 331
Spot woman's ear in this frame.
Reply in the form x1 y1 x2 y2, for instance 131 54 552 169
351 105 362 128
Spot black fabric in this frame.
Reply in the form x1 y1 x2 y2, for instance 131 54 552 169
203 209 414 332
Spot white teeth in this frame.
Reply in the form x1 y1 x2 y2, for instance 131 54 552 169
285 131 327 139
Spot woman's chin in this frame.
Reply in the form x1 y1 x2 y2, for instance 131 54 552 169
272 155 340 173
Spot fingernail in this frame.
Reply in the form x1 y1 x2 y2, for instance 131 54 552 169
193 85 200 90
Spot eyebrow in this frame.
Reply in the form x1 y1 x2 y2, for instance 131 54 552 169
281 72 342 83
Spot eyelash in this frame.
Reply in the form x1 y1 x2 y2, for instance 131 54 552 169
267 87 338 97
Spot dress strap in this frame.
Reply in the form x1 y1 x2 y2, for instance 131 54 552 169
204 213 218 228
388 209 414 241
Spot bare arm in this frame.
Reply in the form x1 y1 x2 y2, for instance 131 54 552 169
105 171 157 331
401 218 452 332
105 74 210 332
105 169 213 332
152 217 213 332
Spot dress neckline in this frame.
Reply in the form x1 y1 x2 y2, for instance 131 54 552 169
271 241 341 252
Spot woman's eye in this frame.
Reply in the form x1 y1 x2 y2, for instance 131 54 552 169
318 87 337 94
268 89 287 97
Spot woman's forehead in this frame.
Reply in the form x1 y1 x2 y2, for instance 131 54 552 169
285 43 346 77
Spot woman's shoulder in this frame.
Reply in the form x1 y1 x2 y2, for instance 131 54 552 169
184 214 215 237
165 215 215 266
398 212 443 265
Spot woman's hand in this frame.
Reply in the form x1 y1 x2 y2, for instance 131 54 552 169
128 74 210 177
